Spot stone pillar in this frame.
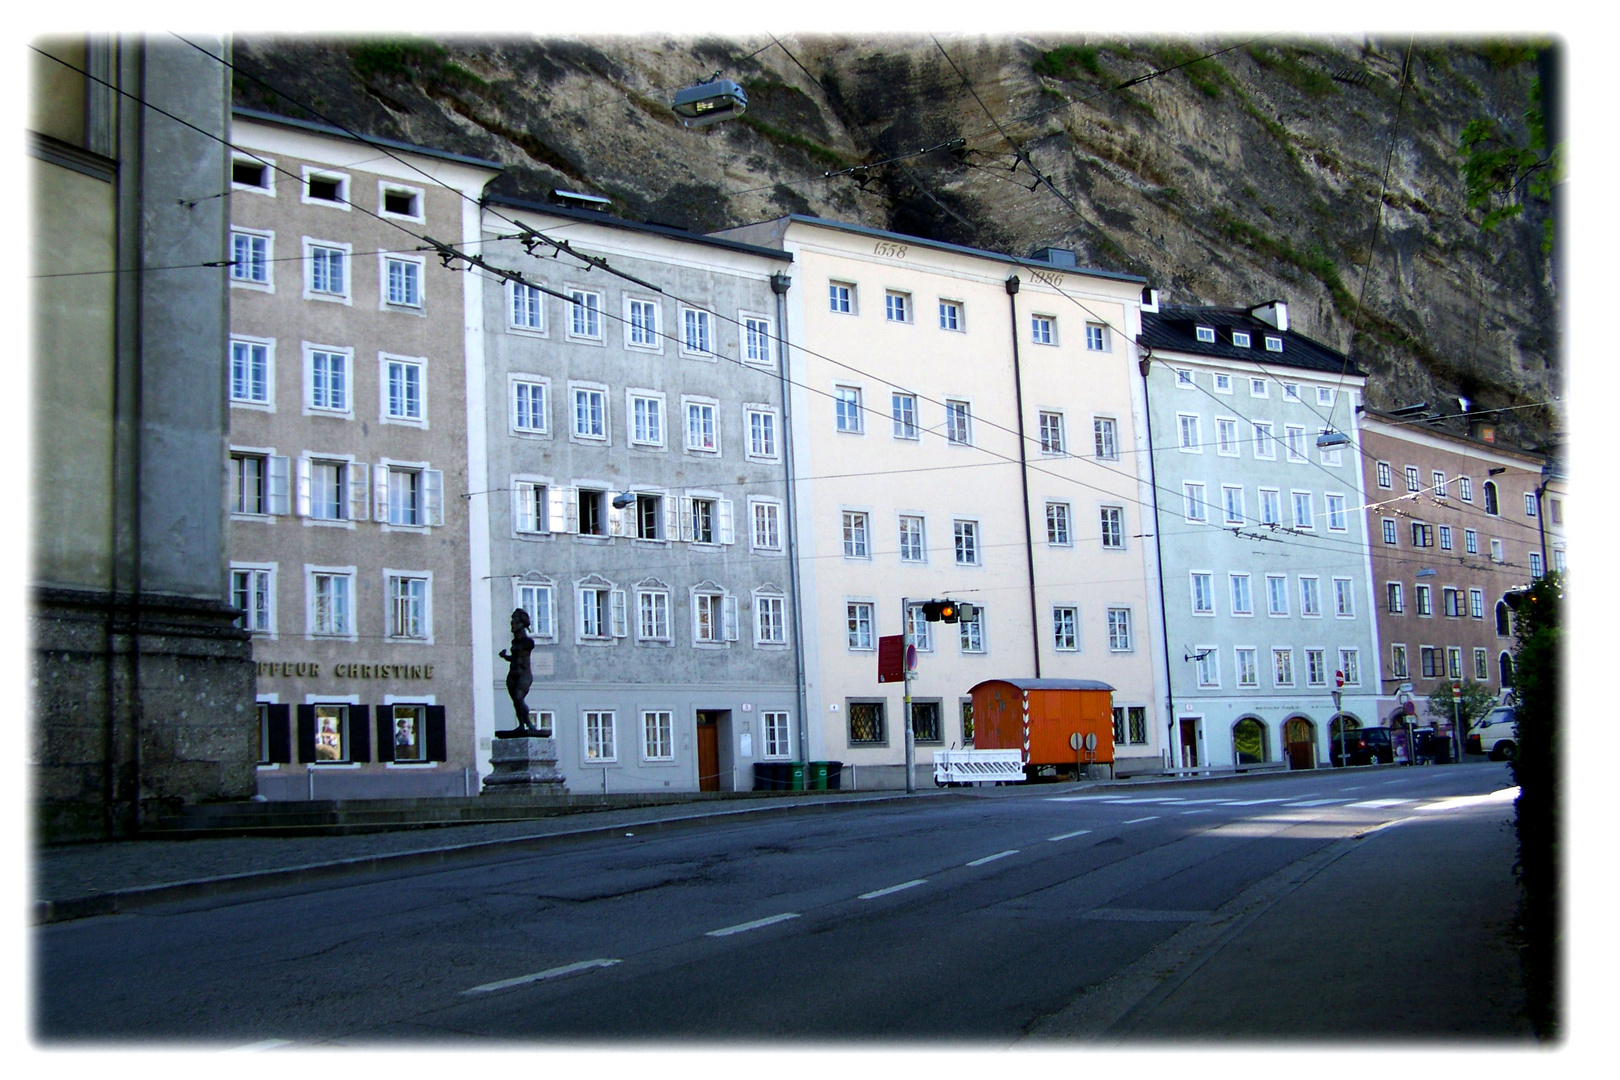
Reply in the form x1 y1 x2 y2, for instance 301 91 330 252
481 736 567 791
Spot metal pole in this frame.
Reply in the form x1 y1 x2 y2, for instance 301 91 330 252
1334 690 1345 766
1452 684 1463 765
902 596 915 794
771 272 811 768
1004 277 1042 678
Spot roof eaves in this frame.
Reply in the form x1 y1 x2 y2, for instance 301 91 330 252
231 106 504 171
483 194 794 262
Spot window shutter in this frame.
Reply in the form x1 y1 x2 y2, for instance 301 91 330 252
374 708 394 763
563 487 579 533
663 498 679 542
722 595 739 642
374 464 391 522
608 502 627 537
424 469 444 526
350 705 371 763
268 456 290 516
267 703 292 764
514 482 535 533
425 706 448 761
548 486 569 533
347 462 369 521
679 496 694 541
611 588 628 638
718 499 735 545
295 456 312 517
295 705 316 763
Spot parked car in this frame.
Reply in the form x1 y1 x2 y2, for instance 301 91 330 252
1330 726 1394 767
1467 706 1518 760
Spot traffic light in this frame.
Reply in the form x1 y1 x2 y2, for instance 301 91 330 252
920 599 967 624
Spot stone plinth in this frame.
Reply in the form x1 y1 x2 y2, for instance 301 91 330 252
482 735 567 792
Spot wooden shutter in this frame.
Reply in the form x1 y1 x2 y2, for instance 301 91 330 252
607 501 626 537
424 469 444 526
374 707 394 763
266 703 292 764
663 497 679 542
722 595 739 642
349 705 371 762
718 499 735 544
548 486 571 533
347 462 369 521
678 496 694 541
296 704 316 763
425 706 447 762
513 482 535 533
295 456 312 517
563 487 579 533
267 456 290 516
374 464 391 522
610 589 628 638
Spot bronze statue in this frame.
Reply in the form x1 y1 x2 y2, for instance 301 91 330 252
498 607 537 735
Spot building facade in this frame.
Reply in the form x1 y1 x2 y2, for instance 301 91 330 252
226 110 500 798
718 216 1165 785
473 197 799 793
1140 302 1380 770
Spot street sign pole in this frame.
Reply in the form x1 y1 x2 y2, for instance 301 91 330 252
1452 682 1463 764
1334 670 1345 766
902 596 915 794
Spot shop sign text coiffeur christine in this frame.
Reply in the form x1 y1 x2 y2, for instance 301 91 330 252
255 660 435 679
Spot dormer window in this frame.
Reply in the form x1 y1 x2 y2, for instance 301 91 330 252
233 160 269 189
1195 325 1216 343
1231 331 1251 348
308 176 343 202
1265 335 1284 352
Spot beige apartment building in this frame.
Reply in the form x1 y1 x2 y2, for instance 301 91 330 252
717 217 1165 785
225 109 500 798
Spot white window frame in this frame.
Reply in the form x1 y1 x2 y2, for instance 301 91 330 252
683 395 721 455
627 389 667 449
842 510 871 559
944 399 972 446
379 252 426 312
1039 411 1066 455
938 299 964 332
377 180 424 222
884 290 911 324
302 237 352 304
375 457 443 530
1405 465 1422 493
583 710 617 763
1382 518 1398 545
1253 421 1276 459
1317 385 1335 406
1235 647 1258 687
1215 417 1240 456
618 295 662 352
1459 476 1474 502
745 405 780 462
1092 416 1118 460
297 452 364 525
1470 588 1485 619
1283 382 1301 402
230 562 277 638
1231 331 1252 349
570 381 611 444
1333 577 1355 618
691 586 738 646
1107 607 1132 652
1264 335 1283 352
1183 482 1207 523
512 477 552 538
679 305 716 359
507 279 546 336
1052 606 1079 651
1525 492 1539 517
1099 506 1125 550
229 335 276 411
230 447 289 518
1175 368 1196 388
301 166 350 208
1266 574 1290 617
303 343 353 417
1326 493 1347 531
231 153 276 196
635 585 672 644
959 607 986 654
1292 490 1315 530
1230 572 1253 616
1045 502 1071 547
1222 485 1245 525
1387 582 1404 614
1195 325 1216 343
1250 378 1268 398
753 590 788 647
1258 488 1281 527
1300 575 1322 618
305 564 357 641
899 514 928 562
953 519 981 566
834 385 864 434
379 354 427 427
1178 413 1202 452
1306 648 1328 687
1465 529 1479 554
383 568 434 644
229 227 274 292
828 281 856 315
763 711 792 759
1195 647 1220 688
1031 314 1056 345
575 577 625 643
510 376 551 438
1190 571 1216 616
1272 647 1295 687
1284 424 1308 463
566 287 604 342
1214 372 1233 393
846 601 876 651
1439 524 1454 551
891 392 920 440
741 311 775 366
749 497 784 554
1085 323 1109 351
640 710 675 762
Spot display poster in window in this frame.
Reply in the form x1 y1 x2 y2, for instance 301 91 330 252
393 706 423 761
315 705 345 761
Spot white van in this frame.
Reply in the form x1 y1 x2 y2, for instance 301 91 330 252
1467 706 1518 760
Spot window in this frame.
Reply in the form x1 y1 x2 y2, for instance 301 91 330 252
384 257 422 308
627 298 660 348
311 570 353 637
685 400 719 453
1266 574 1289 616
687 497 718 545
891 393 919 439
1549 497 1561 523
848 701 885 745
1285 425 1307 462
1530 552 1544 579
1183 482 1207 522
945 400 971 445
636 589 671 642
1264 335 1283 352
1460 476 1474 502
568 289 602 339
755 594 787 645
1216 418 1239 456
763 712 791 758
1465 529 1479 554
1525 492 1539 517
1317 386 1335 406
1391 644 1408 679
232 159 271 190
628 393 663 446
1554 549 1566 573
1411 522 1434 548
1341 650 1363 687
300 458 359 522
910 701 942 744
1307 649 1327 686
1196 648 1219 688
1383 519 1398 545
1470 588 1485 619
304 171 347 204
1195 325 1216 343
884 291 910 322
584 711 616 761
1107 608 1132 651
829 281 854 314
1250 378 1268 397
511 479 549 535
1432 526 1452 553
1483 482 1499 515
1334 577 1355 617
1031 314 1055 344
1490 538 1504 563
387 574 429 640
231 452 287 516
835 386 863 433
634 493 665 541
1191 572 1215 614
1214 373 1233 392
959 607 985 653
682 307 714 355
843 511 870 558
510 280 544 331
1222 485 1245 525
1475 648 1490 681
1292 491 1315 529
1052 606 1079 651
378 466 442 527
573 386 607 440
751 500 782 551
1326 494 1347 531
1432 471 1447 498
1093 417 1118 459
1283 382 1300 401
1236 648 1258 687
1421 647 1439 678
577 583 624 640
384 358 423 422
308 348 349 413
230 338 271 405
1273 648 1294 686
638 711 673 761
1447 646 1463 681
1259 489 1281 526
230 229 270 286
939 300 962 330
231 566 273 633
1039 412 1066 454
954 520 980 565
1230 573 1253 615
385 704 428 762
1415 585 1432 616
575 489 607 537
906 603 933 652
1387 582 1404 613
1253 422 1276 459
1300 576 1321 617
516 582 554 640
1099 506 1124 550
899 516 926 561
1085 323 1108 351
1376 462 1393 489
1405 466 1421 493
747 408 778 459
312 704 350 763
307 242 347 299
847 602 874 650
1045 503 1071 546
743 315 773 364
1178 413 1202 451
1442 587 1462 618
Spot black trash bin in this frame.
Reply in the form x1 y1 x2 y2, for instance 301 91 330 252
825 761 843 790
753 762 773 791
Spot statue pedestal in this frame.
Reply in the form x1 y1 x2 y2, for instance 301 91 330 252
481 735 567 792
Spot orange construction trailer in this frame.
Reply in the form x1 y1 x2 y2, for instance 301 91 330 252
969 678 1117 779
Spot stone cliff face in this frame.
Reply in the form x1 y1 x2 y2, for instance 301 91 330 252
233 34 1559 448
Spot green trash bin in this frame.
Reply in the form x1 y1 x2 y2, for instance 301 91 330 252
806 761 829 790
786 761 806 791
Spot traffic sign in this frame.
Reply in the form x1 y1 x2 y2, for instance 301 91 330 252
1335 669 1344 689
905 643 918 672
1452 683 1462 699
877 635 905 683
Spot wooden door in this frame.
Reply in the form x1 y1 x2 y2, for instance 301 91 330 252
1285 718 1316 770
696 712 719 791
1179 718 1200 768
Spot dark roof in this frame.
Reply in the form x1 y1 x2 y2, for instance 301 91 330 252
232 107 504 171
486 194 794 263
970 679 1117 693
1140 305 1365 378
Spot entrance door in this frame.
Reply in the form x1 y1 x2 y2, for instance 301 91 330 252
696 712 719 792
1178 718 1200 768
1285 717 1317 770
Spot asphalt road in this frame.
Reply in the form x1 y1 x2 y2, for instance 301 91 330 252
35 761 1525 1044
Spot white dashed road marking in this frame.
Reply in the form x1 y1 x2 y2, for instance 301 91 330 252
1180 809 1212 815
706 913 800 937
859 879 926 900
1047 829 1093 841
1282 798 1353 807
227 1040 294 1052
967 849 1020 867
1121 816 1160 825
1347 798 1413 809
1221 798 1290 806
462 959 621 995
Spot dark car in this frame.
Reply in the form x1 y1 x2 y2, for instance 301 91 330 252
1330 726 1394 767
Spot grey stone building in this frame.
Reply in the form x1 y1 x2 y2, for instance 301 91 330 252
472 196 799 792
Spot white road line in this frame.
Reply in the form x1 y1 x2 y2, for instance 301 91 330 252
1338 786 1364 792
1174 798 1235 804
1282 798 1353 807
1416 788 1519 812
1347 798 1413 808
859 879 927 899
1121 816 1160 824
706 913 800 937
967 849 1019 866
1045 796 1134 802
1180 809 1212 815
462 959 620 996
226 1040 294 1052
1221 798 1290 806
1047 829 1093 841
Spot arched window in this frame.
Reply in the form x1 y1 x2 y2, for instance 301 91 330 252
1496 600 1511 637
1499 651 1514 687
1233 717 1268 765
1483 481 1499 516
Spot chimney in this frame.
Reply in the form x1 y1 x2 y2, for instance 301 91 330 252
1141 286 1160 313
1249 300 1289 332
1469 419 1498 443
